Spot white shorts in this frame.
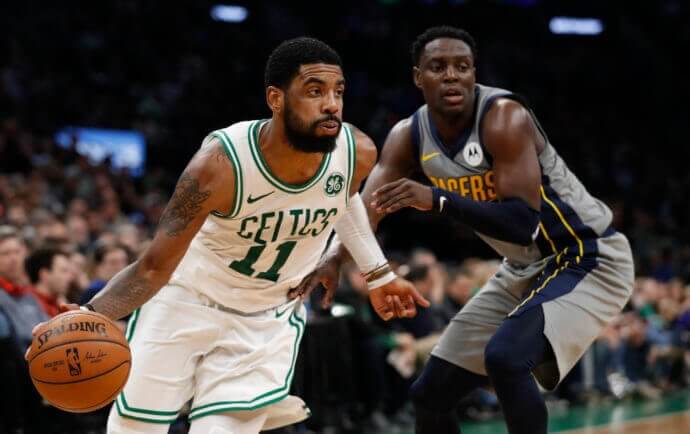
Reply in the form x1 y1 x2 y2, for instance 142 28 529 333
112 285 310 430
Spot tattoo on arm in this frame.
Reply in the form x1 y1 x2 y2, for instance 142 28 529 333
158 173 211 236
89 263 156 320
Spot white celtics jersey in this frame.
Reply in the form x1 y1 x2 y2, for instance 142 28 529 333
168 119 356 313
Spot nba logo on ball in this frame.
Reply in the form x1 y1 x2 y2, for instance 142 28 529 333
66 348 82 376
324 172 345 196
463 142 483 167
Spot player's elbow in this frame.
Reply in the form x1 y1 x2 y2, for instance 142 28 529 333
136 253 176 287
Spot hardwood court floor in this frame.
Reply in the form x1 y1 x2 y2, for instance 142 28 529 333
370 389 690 434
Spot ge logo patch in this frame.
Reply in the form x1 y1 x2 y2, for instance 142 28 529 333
324 173 345 196
463 142 484 167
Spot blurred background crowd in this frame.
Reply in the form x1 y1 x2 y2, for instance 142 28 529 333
2 0 689 433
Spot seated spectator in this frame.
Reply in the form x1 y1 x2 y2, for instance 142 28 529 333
0 226 50 432
25 248 73 317
0 225 47 340
80 242 131 304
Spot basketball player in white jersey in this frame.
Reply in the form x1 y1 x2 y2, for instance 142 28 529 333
32 37 429 434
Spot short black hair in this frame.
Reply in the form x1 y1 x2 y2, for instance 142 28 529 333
411 26 477 66
25 248 66 284
264 37 342 89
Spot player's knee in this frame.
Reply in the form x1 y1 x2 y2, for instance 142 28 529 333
410 358 462 411
484 335 524 378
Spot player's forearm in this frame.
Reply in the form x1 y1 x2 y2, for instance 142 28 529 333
334 194 396 288
87 261 169 320
431 188 539 246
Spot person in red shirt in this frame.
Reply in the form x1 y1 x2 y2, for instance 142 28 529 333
0 225 50 433
24 248 73 317
0 225 30 294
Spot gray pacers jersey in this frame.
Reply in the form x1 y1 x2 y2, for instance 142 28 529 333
413 83 613 265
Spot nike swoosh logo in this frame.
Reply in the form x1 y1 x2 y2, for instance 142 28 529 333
421 152 440 162
247 191 274 204
439 196 447 212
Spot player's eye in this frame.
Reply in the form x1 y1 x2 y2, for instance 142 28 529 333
307 88 321 97
430 62 443 73
335 88 344 97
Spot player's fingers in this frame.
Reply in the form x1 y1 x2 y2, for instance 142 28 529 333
288 273 317 299
300 277 323 300
321 282 337 309
59 303 80 313
372 185 409 210
392 296 407 318
32 321 46 336
372 298 394 321
375 190 410 212
385 193 415 213
24 346 31 361
409 286 431 308
378 303 395 321
400 295 418 318
373 178 406 196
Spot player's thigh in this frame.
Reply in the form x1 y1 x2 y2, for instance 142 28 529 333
189 302 306 420
432 260 538 375
189 410 268 434
115 289 217 424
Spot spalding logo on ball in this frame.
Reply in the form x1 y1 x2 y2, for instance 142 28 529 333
26 310 132 413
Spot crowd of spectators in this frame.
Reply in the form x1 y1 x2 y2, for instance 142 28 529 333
2 1 690 433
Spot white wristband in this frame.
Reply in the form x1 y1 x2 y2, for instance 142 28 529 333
367 271 397 290
334 193 389 275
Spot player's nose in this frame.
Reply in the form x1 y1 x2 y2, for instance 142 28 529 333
322 93 339 114
443 66 459 81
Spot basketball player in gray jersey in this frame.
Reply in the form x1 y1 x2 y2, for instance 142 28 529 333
298 26 634 434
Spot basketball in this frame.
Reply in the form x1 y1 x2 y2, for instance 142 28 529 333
27 310 132 413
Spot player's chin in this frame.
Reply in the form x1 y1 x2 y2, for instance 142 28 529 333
439 101 466 115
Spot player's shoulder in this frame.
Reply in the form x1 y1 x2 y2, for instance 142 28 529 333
344 123 377 174
388 116 414 142
208 119 261 144
344 123 375 151
483 98 534 138
479 83 532 128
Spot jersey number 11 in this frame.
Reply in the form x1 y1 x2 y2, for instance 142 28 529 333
229 241 297 282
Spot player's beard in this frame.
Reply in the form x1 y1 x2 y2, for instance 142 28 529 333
283 100 340 154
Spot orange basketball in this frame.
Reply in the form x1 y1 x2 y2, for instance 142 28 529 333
27 309 132 413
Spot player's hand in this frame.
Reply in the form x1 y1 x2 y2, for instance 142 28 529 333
371 178 433 214
369 277 431 321
25 303 81 360
288 252 341 308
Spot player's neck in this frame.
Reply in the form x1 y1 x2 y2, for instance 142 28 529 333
260 120 326 185
428 106 474 147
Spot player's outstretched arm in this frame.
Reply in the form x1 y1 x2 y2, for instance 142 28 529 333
291 124 429 320
85 137 236 320
371 100 542 246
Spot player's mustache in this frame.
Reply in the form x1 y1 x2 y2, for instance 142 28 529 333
312 115 341 127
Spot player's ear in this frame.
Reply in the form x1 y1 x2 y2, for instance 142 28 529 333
266 86 284 114
413 66 422 89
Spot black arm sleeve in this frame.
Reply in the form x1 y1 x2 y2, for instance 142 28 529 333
432 187 539 246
